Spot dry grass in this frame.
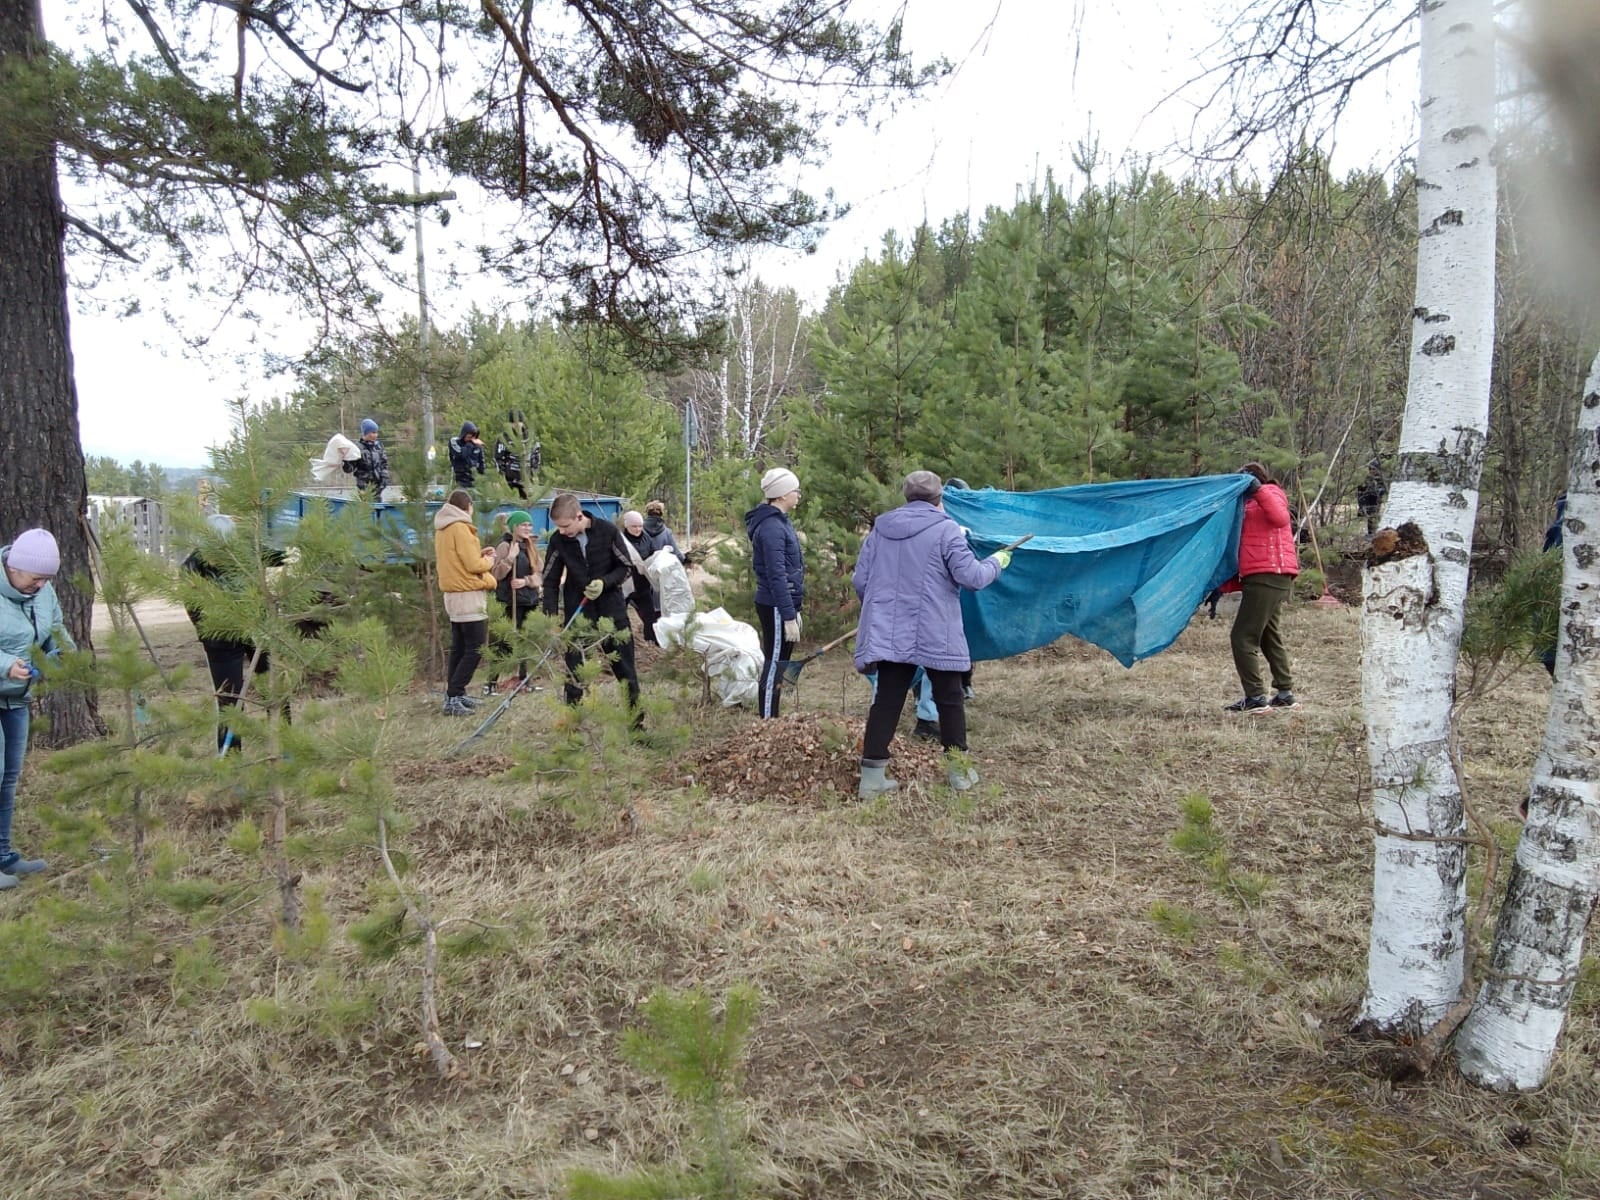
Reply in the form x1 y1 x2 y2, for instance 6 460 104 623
0 602 1592 1199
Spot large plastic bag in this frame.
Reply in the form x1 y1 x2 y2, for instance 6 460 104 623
310 434 361 488
646 548 694 617
655 607 763 707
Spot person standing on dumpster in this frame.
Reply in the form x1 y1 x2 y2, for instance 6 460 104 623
852 471 1010 798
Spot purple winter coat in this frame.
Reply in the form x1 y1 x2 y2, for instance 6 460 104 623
852 500 1002 673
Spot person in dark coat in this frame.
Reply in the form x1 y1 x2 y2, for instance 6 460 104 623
343 418 390 495
1541 492 1568 677
449 421 488 491
181 515 270 752
542 493 641 716
745 468 803 719
489 509 542 689
642 500 682 559
494 410 532 500
1356 459 1388 536
620 510 662 646
852 471 1008 796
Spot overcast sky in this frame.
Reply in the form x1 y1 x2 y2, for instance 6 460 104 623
67 0 1416 469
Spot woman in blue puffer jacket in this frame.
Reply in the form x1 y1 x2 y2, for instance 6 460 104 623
745 467 804 719
0 529 75 889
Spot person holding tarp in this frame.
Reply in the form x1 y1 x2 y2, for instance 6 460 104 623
746 467 804 719
853 471 1010 797
542 493 642 720
1223 463 1300 714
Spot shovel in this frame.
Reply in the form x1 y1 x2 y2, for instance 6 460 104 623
778 628 857 688
992 533 1035 553
450 600 588 755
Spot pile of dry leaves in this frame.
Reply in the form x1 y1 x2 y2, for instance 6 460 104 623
393 753 516 785
674 712 948 803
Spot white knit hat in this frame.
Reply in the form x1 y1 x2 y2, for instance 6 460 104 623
6 529 59 576
761 468 800 499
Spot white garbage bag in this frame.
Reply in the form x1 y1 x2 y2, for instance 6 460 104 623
646 548 694 617
655 607 763 707
310 434 362 488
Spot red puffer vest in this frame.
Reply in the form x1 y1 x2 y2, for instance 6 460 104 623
1237 483 1299 578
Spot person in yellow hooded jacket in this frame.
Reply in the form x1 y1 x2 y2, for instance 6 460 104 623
434 489 496 715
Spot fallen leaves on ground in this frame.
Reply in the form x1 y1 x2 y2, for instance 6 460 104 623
675 712 948 802
394 754 516 784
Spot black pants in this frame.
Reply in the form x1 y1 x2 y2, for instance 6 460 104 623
447 619 488 698
756 603 794 719
562 607 640 711
495 598 537 679
627 585 659 646
864 661 967 760
202 640 272 752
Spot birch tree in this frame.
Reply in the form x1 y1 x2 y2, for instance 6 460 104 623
1356 0 1497 1036
1454 348 1600 1090
690 278 810 455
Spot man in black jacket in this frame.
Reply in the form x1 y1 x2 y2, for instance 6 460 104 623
542 493 641 715
449 421 488 491
343 419 390 495
181 515 270 752
494 410 532 499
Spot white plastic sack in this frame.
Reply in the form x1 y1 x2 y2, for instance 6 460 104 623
655 607 763 707
310 434 361 487
645 548 694 617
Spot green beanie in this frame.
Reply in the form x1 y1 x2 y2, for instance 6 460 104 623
506 509 533 532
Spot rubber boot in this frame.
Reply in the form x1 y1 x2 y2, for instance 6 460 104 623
947 761 980 791
858 758 899 799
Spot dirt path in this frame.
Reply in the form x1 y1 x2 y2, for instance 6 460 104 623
91 597 193 634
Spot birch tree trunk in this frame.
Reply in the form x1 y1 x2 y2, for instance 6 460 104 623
1454 349 1600 1090
1357 0 1496 1035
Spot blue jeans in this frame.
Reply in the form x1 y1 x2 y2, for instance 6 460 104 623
0 704 31 860
867 667 937 722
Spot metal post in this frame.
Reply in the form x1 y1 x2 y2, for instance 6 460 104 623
413 156 436 466
683 400 697 549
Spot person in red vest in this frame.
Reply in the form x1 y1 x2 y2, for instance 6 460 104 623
1224 462 1300 714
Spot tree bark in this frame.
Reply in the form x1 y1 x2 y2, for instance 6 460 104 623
1357 0 1496 1035
0 0 101 746
1455 349 1600 1090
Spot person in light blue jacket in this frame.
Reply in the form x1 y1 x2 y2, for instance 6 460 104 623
852 472 1010 797
0 529 75 889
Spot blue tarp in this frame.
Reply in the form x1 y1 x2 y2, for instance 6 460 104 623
942 475 1253 667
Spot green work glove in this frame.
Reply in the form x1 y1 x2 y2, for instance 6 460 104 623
992 549 1012 569
583 579 604 601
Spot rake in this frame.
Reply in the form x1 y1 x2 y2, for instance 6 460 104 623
778 627 857 689
449 599 587 754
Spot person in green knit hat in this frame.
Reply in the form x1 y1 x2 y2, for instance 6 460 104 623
486 509 542 693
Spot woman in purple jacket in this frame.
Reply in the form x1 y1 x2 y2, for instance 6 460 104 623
852 471 1011 797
